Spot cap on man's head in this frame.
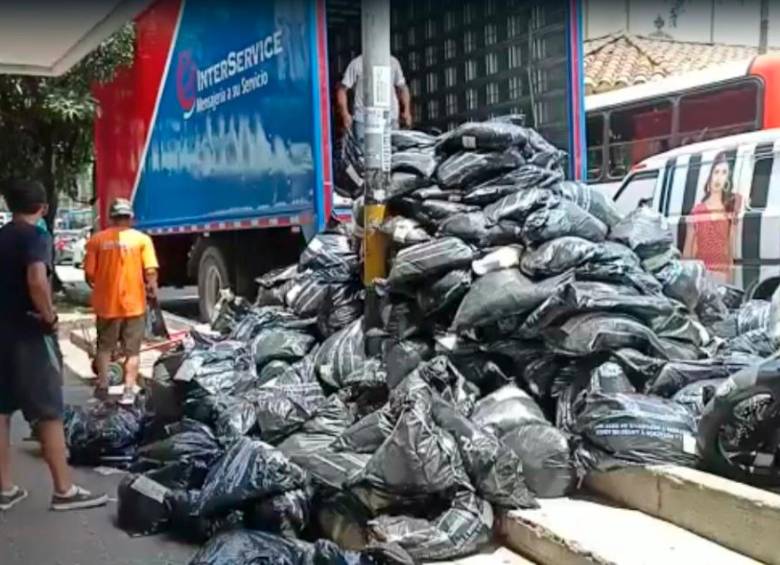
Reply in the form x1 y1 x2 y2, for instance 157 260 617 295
109 198 134 219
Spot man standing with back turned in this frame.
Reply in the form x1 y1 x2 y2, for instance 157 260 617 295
84 198 159 406
0 179 107 511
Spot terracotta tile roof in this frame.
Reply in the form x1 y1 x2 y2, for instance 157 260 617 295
584 32 780 94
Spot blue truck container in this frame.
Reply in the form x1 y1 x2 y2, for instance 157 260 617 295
94 0 586 320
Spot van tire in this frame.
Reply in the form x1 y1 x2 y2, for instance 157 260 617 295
198 244 231 323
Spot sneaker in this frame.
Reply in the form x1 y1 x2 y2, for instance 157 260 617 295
51 485 108 511
118 388 136 406
0 486 28 511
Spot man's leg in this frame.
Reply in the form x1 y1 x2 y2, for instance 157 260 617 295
120 316 145 403
94 318 120 392
37 419 72 494
0 414 13 492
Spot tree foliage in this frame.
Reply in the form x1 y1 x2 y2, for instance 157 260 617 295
0 23 135 223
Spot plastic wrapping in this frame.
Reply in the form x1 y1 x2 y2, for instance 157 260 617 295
392 148 438 178
655 260 707 311
520 236 601 278
245 487 311 538
255 265 299 307
117 472 174 536
437 121 529 153
419 200 480 223
63 403 144 467
389 171 432 199
416 269 472 317
436 149 525 190
183 394 258 439
252 328 316 370
609 206 674 259
432 397 537 508
137 419 223 473
392 129 437 150
249 374 327 444
697 359 780 487
334 130 365 199
276 395 354 458
317 282 363 338
298 231 358 276
472 246 523 276
452 269 557 333
387 237 474 288
314 319 366 389
384 339 434 388
381 216 432 247
469 384 548 437
197 437 308 517
555 180 623 228
575 392 698 470
502 423 577 498
522 200 608 245
411 185 463 202
646 358 753 397
673 378 724 421
332 410 396 455
437 212 522 247
368 492 493 562
483 187 560 225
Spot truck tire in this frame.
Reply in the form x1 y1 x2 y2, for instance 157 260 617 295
198 244 231 322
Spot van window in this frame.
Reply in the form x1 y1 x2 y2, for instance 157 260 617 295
749 154 774 210
614 170 659 214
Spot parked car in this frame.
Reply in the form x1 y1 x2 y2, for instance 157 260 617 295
54 229 85 265
71 227 92 267
612 129 780 299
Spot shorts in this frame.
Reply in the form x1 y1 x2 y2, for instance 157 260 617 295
0 329 64 422
96 315 145 357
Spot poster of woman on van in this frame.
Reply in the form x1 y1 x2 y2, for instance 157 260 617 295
682 151 745 283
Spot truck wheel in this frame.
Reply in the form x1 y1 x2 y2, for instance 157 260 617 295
198 244 231 322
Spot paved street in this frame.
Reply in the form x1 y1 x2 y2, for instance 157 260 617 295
0 361 196 565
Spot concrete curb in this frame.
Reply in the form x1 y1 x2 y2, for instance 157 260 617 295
586 466 780 565
499 498 758 565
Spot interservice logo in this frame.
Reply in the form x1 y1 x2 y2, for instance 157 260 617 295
176 50 197 119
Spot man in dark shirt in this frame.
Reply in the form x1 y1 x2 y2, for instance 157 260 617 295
0 179 107 512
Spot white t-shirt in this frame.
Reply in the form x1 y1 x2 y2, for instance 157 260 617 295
341 55 407 123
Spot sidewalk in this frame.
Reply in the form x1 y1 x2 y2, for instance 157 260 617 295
0 344 195 565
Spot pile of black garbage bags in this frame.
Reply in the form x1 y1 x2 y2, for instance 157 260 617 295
62 120 780 564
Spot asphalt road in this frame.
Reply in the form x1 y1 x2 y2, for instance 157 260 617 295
0 366 196 565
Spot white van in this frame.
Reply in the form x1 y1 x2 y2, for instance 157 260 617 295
613 129 780 299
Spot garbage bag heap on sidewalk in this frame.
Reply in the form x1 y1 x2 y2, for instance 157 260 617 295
63 120 780 564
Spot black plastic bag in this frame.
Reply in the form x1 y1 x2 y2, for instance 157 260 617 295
389 171 432 199
392 148 438 178
737 299 771 334
197 437 308 517
64 403 144 467
432 397 537 509
412 185 464 201
387 237 474 288
718 329 776 358
609 206 674 260
575 392 698 470
384 339 434 388
249 379 327 444
367 492 493 561
334 130 365 199
332 410 396 454
470 384 548 437
462 183 522 207
520 236 601 278
256 265 299 307
452 269 556 333
380 216 432 247
383 298 429 341
318 282 364 338
416 269 472 317
646 358 753 398
314 319 366 389
436 149 525 190
277 395 354 458
210 293 253 334
414 357 480 416
521 281 674 335
697 359 780 487
292 446 371 490
437 121 529 153
673 378 723 421
285 275 330 319
245 488 312 539
183 394 258 439
145 300 170 340
545 313 678 360
465 164 562 207
299 231 358 275
392 129 438 150
251 328 316 370
522 200 608 245
655 260 706 311
137 418 223 473
117 472 175 536
437 212 522 247
555 180 622 228
502 423 577 498
483 187 560 225
418 200 480 224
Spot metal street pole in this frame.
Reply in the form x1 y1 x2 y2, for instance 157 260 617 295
361 0 391 335
759 0 769 54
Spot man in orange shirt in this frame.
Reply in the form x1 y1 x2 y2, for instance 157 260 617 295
84 198 159 406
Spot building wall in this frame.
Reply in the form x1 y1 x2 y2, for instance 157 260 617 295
586 0 779 47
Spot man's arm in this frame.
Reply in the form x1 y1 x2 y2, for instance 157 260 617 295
142 236 160 300
397 85 412 128
335 84 352 132
83 236 97 287
27 262 57 328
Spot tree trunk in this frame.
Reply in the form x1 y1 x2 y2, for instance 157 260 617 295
39 130 63 292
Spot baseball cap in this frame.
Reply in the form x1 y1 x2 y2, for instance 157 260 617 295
109 198 134 219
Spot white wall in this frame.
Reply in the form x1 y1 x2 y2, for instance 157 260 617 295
586 0 780 47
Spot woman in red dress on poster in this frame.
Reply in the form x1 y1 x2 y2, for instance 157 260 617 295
683 151 744 283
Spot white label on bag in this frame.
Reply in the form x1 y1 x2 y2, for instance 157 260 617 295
308 238 324 252
131 476 170 504
174 357 199 382
462 136 477 149
754 452 775 467
682 433 697 455
108 385 125 396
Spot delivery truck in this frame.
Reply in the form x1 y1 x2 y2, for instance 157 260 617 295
94 0 586 320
